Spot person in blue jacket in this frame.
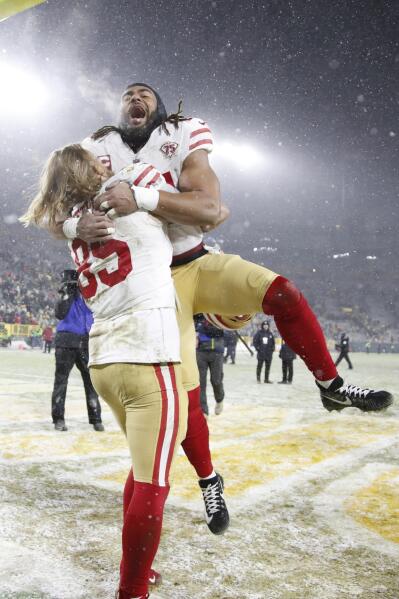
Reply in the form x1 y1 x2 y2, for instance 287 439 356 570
51 270 103 432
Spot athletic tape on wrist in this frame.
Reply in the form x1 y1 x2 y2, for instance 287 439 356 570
132 186 159 212
62 217 80 239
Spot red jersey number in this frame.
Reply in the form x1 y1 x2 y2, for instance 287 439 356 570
71 239 133 300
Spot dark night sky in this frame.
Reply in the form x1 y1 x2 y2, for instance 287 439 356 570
0 0 398 262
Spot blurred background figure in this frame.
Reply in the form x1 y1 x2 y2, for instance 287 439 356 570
0 323 11 347
278 342 296 384
224 330 238 364
252 321 275 383
195 313 225 416
335 332 353 369
29 324 43 349
51 270 104 432
42 323 54 353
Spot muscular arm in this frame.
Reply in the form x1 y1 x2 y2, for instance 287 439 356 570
201 202 230 232
93 149 229 228
152 149 226 227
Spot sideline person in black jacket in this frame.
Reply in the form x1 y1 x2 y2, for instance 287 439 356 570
51 270 104 432
195 314 225 416
224 330 238 364
252 321 275 383
279 342 296 384
335 332 353 369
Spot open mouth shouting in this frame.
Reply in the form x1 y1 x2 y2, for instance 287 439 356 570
129 103 147 127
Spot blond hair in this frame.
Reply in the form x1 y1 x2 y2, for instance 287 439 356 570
20 144 105 228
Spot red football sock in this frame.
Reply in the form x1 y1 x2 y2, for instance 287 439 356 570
119 481 169 597
120 468 135 577
262 276 337 381
181 386 213 478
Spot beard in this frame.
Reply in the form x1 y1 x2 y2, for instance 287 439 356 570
119 109 164 153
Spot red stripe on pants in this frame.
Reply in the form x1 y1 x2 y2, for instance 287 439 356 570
163 363 180 483
152 365 169 485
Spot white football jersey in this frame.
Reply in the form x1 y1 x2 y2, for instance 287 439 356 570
82 117 213 258
69 164 180 365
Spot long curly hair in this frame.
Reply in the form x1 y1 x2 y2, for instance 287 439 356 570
20 145 105 228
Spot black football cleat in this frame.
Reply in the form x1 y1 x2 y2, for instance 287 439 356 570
199 472 230 535
317 376 393 412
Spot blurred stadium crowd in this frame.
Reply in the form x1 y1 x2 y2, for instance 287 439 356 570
0 222 397 352
0 227 66 346
0 247 58 327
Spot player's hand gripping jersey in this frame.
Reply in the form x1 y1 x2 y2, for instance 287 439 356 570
82 117 213 258
69 163 180 366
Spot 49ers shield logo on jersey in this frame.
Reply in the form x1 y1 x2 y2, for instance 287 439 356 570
160 142 179 158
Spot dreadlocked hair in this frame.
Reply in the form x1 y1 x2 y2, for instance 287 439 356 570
92 99 188 141
161 99 188 133
20 144 105 229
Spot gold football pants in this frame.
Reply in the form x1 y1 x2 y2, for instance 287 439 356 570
90 362 188 486
172 253 278 390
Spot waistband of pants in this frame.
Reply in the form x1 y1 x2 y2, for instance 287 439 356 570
171 242 208 267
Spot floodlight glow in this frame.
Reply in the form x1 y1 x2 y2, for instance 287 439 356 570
0 62 49 117
213 140 266 170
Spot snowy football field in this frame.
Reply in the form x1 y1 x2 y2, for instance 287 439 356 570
0 349 398 599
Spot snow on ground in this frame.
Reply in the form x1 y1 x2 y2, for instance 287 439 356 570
0 349 398 599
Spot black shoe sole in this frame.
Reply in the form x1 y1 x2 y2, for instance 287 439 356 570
321 394 393 413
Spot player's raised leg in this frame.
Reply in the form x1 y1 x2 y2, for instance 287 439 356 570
188 253 393 412
262 275 393 411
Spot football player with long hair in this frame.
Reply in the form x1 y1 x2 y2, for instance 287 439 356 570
21 144 190 599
